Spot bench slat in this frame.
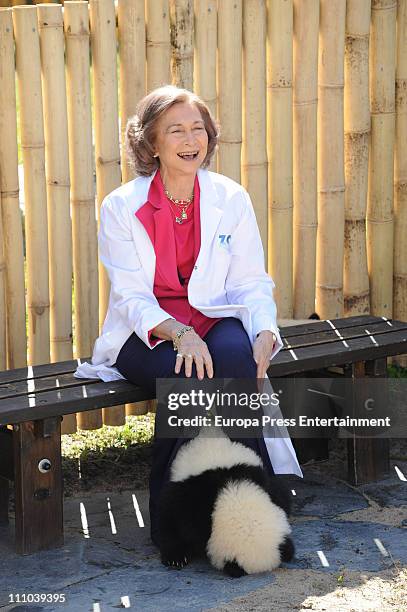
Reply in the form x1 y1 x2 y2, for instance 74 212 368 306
0 379 154 426
0 372 102 401
280 320 407 349
0 358 91 385
270 327 407 375
279 317 406 339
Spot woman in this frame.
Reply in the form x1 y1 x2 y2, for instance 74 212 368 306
75 85 302 545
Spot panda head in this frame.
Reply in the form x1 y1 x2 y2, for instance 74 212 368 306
207 479 293 576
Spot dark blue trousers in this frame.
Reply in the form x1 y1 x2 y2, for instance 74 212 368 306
115 317 275 545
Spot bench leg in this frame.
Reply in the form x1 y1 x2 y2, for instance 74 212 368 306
0 477 9 525
0 426 13 526
347 359 390 485
13 418 64 555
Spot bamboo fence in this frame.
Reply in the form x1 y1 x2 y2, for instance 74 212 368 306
118 0 145 184
38 4 72 365
394 0 407 367
292 0 318 319
344 0 371 317
316 0 346 320
217 0 242 183
368 0 397 318
170 0 193 90
0 8 26 370
267 0 293 317
63 0 98 433
242 0 268 251
13 5 50 366
145 0 171 91
0 197 5 371
1 0 407 436
193 0 217 171
193 0 217 118
89 0 123 428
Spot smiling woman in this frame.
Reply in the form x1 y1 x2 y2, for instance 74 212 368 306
74 84 302 548
125 86 218 179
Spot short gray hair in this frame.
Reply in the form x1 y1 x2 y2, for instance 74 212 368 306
125 85 219 177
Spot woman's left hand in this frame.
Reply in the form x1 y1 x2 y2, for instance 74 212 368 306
253 330 276 379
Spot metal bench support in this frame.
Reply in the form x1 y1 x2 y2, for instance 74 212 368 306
13 417 63 555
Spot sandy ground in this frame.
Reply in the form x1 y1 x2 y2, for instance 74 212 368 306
207 566 407 612
206 440 407 612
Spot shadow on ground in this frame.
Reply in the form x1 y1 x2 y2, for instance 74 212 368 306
0 441 406 612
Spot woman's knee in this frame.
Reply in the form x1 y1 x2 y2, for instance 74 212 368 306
115 332 176 387
211 337 257 378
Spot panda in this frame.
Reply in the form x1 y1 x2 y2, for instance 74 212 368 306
158 429 295 577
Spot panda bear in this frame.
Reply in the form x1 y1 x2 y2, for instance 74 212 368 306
158 429 295 577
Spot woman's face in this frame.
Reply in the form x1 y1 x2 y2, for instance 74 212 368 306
153 102 209 178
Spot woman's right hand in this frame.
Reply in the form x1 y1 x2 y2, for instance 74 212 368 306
174 330 214 380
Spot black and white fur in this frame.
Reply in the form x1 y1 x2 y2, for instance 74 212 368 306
158 431 294 577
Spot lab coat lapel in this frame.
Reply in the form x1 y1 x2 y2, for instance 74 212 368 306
195 169 223 268
134 170 181 290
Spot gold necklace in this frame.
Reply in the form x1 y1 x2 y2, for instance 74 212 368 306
167 198 192 224
164 187 194 224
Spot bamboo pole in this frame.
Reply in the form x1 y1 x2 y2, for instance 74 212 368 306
64 1 99 432
292 0 318 319
145 0 171 91
38 4 73 365
169 0 193 89
344 1 371 316
38 4 76 433
193 0 217 170
267 0 293 314
217 0 242 182
242 0 268 251
13 5 50 366
0 197 5 370
316 0 346 319
0 8 26 369
89 0 121 321
393 0 407 366
368 0 396 317
89 0 124 427
117 0 150 417
193 0 216 116
118 0 145 183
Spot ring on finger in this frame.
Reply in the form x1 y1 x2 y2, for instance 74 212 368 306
176 353 183 358
185 354 193 359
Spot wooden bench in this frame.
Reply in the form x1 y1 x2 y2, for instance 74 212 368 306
0 314 406 555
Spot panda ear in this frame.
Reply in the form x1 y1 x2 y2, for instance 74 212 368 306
279 536 295 563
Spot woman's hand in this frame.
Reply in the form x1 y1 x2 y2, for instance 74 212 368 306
175 330 214 380
252 330 276 379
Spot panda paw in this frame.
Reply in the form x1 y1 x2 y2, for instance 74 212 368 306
161 552 189 569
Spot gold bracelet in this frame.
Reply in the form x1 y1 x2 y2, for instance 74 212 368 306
173 325 194 351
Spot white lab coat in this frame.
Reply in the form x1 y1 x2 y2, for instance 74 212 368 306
75 168 303 477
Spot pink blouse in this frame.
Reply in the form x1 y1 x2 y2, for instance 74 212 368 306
135 170 220 347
